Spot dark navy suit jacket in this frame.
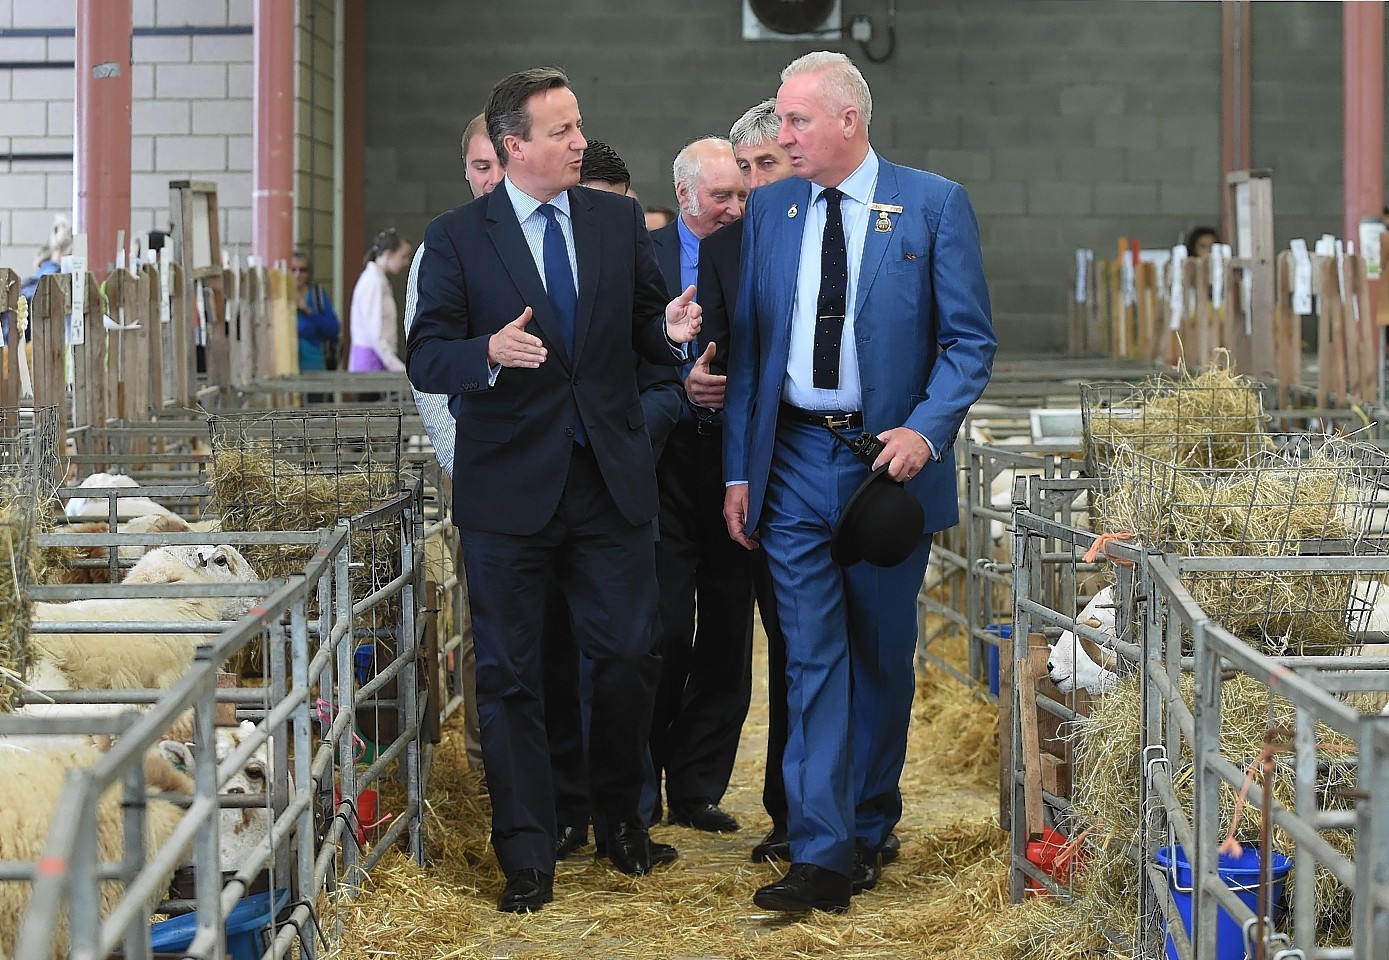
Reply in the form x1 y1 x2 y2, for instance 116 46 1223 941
407 183 683 536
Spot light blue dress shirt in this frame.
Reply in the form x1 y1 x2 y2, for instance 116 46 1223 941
503 176 580 294
782 149 879 413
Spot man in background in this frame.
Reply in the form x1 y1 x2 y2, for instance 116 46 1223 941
402 111 502 779
646 137 751 836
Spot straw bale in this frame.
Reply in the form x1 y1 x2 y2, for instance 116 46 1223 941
0 489 44 711
1086 358 1270 473
1070 672 1364 942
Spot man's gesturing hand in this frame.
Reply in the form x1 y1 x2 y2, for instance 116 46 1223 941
685 342 726 408
871 427 931 483
665 285 702 344
723 483 759 550
488 307 548 368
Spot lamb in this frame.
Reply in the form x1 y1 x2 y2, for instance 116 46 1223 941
49 514 192 585
0 743 191 960
1047 585 1121 695
31 579 230 690
63 472 186 523
1049 579 1389 697
159 720 288 874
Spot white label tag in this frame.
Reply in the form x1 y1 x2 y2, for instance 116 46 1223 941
1290 239 1313 315
158 250 172 325
1168 245 1187 330
70 234 87 346
1075 249 1092 303
1359 219 1383 281
1210 244 1227 309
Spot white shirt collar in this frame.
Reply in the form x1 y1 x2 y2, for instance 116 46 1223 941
809 149 878 208
503 175 573 222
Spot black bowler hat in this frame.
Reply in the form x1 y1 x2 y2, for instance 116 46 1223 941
831 465 926 567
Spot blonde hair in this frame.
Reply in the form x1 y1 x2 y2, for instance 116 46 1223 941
781 51 872 127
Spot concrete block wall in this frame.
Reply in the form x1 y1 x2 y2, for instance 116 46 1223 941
296 0 336 298
0 0 255 274
361 0 1358 356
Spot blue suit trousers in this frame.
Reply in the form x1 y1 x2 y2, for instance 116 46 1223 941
760 419 931 877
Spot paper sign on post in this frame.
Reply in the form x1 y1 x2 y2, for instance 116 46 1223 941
1168 244 1187 330
69 234 87 346
1290 239 1313 316
1359 218 1383 281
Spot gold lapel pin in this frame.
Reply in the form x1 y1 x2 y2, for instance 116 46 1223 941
788 203 798 219
875 212 892 233
867 202 902 234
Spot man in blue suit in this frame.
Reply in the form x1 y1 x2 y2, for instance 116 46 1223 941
408 66 701 914
723 51 996 913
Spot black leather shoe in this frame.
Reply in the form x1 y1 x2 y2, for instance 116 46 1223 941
650 840 679 866
669 800 740 833
881 832 901 866
751 826 790 863
852 840 882 895
555 824 588 860
497 869 553 913
753 862 851 914
604 820 654 876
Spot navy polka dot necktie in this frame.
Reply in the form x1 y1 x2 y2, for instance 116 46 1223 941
813 187 847 390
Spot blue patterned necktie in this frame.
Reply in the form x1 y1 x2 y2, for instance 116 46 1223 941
538 203 577 358
537 203 584 444
812 186 847 390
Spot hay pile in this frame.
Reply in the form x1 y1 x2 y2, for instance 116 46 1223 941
209 449 402 672
0 489 44 712
1069 672 1363 944
1085 359 1270 473
320 611 1022 960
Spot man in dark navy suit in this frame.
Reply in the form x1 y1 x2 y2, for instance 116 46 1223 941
407 66 701 914
645 137 752 837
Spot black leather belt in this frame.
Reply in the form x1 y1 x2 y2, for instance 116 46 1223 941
779 403 863 431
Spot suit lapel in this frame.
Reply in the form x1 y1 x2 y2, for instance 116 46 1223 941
651 222 681 298
569 187 599 364
854 159 899 319
767 179 810 376
485 187 572 370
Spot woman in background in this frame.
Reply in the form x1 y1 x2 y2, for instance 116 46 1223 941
348 228 413 372
292 249 340 371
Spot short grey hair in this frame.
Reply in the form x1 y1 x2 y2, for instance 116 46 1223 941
672 137 732 217
729 99 780 149
781 51 872 127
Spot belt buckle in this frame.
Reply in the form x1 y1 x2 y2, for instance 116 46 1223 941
825 413 855 430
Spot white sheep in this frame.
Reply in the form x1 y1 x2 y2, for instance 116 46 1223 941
1047 585 1121 695
125 543 260 620
159 720 289 874
52 514 192 584
32 592 228 690
63 472 186 523
0 743 191 960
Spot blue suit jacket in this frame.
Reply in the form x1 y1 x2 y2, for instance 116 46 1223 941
723 156 996 535
407 183 682 536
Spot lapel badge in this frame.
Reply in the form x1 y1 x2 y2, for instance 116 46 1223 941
788 203 798 219
875 212 892 233
867 202 902 234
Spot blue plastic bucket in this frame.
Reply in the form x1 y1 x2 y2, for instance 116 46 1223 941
150 888 290 960
984 624 1011 696
1154 845 1291 960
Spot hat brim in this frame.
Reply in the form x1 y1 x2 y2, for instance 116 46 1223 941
831 464 893 567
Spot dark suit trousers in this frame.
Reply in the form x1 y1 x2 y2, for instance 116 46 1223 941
755 551 789 830
541 589 591 831
649 421 755 808
460 443 661 875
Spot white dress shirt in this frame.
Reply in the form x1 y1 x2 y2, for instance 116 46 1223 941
403 243 455 475
782 149 879 412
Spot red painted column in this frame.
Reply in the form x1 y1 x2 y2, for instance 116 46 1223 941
1343 2 1384 246
254 0 296 265
74 0 132 274
1220 0 1252 247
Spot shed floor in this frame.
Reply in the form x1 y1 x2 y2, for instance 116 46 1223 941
326 620 1002 959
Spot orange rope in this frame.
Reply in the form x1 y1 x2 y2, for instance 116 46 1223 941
1219 727 1355 858
1082 531 1136 566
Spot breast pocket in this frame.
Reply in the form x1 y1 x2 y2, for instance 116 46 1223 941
885 251 928 276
